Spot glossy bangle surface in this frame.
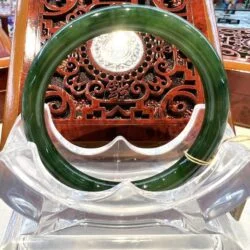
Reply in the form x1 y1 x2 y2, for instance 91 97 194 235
22 5 229 191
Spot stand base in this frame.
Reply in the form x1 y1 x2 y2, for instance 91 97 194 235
2 234 242 250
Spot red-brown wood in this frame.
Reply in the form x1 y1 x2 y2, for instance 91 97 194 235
0 27 11 122
2 0 220 147
227 70 250 127
0 69 8 122
0 27 11 67
219 27 250 127
219 28 250 63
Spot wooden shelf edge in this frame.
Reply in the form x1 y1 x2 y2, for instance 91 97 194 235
0 57 10 68
224 60 250 73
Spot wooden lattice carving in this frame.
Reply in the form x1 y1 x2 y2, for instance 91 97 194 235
41 1 192 43
219 28 250 63
39 0 205 145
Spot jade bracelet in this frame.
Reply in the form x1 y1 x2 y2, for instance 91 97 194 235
22 5 229 191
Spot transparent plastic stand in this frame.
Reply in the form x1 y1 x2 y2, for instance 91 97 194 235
0 105 250 249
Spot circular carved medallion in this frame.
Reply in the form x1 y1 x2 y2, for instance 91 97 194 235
90 31 144 72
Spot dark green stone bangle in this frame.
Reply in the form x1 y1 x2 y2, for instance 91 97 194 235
22 5 229 192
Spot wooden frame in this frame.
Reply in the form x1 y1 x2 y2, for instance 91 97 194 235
0 27 11 68
0 27 11 122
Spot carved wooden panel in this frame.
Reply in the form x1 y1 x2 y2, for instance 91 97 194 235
2 0 219 148
41 0 192 43
36 0 207 145
219 27 250 63
46 34 202 121
219 27 250 128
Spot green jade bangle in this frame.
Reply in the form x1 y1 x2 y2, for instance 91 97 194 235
22 5 229 192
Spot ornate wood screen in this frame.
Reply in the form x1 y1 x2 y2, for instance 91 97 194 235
219 27 250 127
2 0 219 147
219 28 250 63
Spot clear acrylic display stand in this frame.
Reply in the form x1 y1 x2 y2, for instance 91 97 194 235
0 105 250 249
